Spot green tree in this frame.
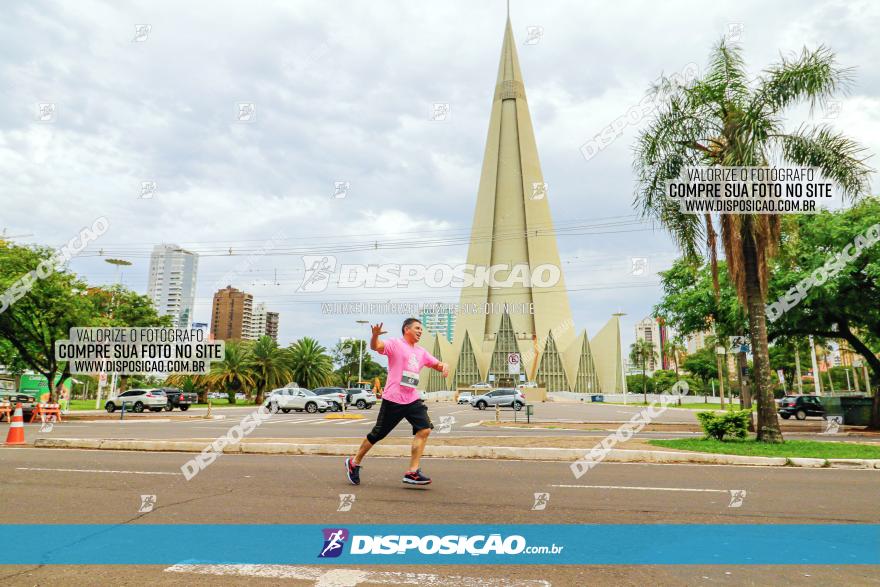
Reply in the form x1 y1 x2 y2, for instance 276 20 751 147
662 337 687 377
683 346 719 388
250 336 292 405
766 198 880 426
0 243 96 402
629 339 657 403
287 337 333 389
207 340 255 404
635 41 872 441
652 369 678 393
626 374 654 396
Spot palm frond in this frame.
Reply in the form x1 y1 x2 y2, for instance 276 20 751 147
751 45 852 116
774 124 873 198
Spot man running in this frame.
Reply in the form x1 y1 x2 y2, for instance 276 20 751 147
345 318 449 485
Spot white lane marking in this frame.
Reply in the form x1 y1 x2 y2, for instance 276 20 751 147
551 484 728 493
463 422 480 428
16 467 181 476
164 564 551 586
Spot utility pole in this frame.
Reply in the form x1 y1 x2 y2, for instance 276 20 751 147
794 340 804 394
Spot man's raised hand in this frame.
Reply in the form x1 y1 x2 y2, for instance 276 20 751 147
371 323 387 337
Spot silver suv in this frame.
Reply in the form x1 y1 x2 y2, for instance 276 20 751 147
470 388 526 411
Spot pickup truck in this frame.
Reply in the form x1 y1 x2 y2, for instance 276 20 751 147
158 387 198 411
0 392 38 417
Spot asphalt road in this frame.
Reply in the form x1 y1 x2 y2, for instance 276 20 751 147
22 401 859 443
1 447 877 586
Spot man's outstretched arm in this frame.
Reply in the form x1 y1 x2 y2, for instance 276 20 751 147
370 323 387 353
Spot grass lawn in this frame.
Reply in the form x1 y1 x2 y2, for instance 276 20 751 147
604 401 754 411
648 438 880 459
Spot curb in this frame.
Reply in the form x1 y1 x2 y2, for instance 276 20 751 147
30 438 880 469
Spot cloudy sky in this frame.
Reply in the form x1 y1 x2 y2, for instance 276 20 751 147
2 0 878 358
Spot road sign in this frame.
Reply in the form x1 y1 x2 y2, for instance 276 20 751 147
507 353 521 375
776 369 785 384
729 336 750 353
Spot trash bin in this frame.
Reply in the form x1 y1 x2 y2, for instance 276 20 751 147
591 395 604 403
840 397 872 426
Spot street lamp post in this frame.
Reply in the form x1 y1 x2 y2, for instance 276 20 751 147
355 320 369 384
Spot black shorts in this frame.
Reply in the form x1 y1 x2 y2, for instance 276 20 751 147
366 398 433 444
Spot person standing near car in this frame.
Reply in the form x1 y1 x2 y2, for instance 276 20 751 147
345 318 448 486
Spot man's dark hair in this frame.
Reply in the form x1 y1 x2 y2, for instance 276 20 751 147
402 317 422 334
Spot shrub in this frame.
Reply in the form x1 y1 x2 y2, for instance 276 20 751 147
696 410 751 441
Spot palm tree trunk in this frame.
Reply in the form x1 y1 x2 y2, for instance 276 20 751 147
743 231 783 443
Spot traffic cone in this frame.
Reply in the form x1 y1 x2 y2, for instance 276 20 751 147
5 403 26 445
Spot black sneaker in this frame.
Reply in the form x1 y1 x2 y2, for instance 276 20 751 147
402 469 431 485
345 457 361 485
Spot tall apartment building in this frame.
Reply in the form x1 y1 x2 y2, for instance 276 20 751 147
211 286 253 341
146 244 198 328
265 311 279 343
419 307 455 343
248 302 267 341
243 302 280 342
634 317 668 374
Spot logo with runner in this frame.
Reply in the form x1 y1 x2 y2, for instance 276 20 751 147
318 528 349 558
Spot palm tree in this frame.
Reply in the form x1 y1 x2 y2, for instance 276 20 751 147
663 337 687 377
634 40 871 442
207 340 256 405
629 339 657 404
286 337 333 389
250 336 293 405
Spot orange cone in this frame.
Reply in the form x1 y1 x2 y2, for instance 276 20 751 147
5 403 26 445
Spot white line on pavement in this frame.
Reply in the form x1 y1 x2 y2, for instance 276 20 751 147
551 484 728 493
16 467 181 476
164 564 552 586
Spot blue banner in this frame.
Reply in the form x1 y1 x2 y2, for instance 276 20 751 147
4 524 878 565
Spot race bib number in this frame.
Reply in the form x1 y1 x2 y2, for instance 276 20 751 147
401 370 420 390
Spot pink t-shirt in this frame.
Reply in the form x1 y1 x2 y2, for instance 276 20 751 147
379 337 439 404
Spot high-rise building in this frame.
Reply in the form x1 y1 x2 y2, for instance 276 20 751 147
243 302 279 342
635 317 664 374
416 15 624 394
248 302 267 341
265 311 279 343
419 307 455 343
146 244 198 328
211 286 253 341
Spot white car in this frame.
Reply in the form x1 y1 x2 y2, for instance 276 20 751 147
470 382 493 391
105 389 168 413
457 392 474 404
345 388 377 409
264 388 329 414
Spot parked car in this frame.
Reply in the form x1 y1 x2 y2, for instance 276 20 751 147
0 392 38 417
235 392 246 401
345 388 377 409
470 388 526 411
311 387 348 411
470 382 493 391
517 382 538 390
105 389 168 413
778 395 826 420
264 388 329 414
457 392 474 405
159 387 197 411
